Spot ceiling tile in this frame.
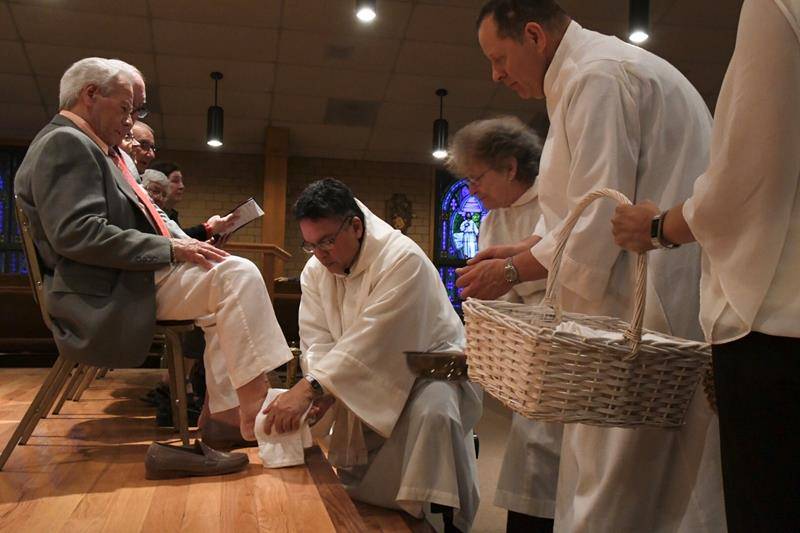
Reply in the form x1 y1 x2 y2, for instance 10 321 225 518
367 127 430 153
290 146 366 161
158 86 270 119
559 0 630 22
225 117 269 144
271 93 327 124
395 41 487 79
272 122 372 151
384 74 495 108
162 113 205 141
406 4 478 45
363 149 432 164
0 41 31 74
34 75 59 108
278 30 400 72
152 20 278 62
150 0 281 28
659 0 744 29
375 102 482 133
25 43 157 79
155 56 274 92
0 74 40 105
11 4 152 52
0 3 17 40
17 0 148 17
274 65 389 100
282 0 413 39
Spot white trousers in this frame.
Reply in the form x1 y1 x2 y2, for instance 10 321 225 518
154 256 293 413
494 415 563 519
337 380 482 532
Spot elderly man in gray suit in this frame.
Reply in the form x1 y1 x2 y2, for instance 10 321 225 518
13 57 291 444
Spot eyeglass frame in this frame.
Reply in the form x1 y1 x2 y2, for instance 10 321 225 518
133 105 149 120
136 139 157 153
465 167 491 186
300 215 354 254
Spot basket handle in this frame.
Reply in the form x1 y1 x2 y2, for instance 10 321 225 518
541 188 647 357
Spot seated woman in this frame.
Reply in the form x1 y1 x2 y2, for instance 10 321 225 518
446 116 562 533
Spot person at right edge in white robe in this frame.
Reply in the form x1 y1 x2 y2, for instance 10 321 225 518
458 1 726 531
613 1 800 531
446 116 563 533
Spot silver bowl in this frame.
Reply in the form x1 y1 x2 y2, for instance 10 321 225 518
405 351 468 381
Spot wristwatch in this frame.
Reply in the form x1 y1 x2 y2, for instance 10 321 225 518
304 374 325 398
503 257 520 285
650 212 680 249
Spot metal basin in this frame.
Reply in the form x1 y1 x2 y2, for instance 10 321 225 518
405 351 468 381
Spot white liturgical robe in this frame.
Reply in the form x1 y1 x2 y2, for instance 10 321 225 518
683 0 800 344
299 201 481 531
479 184 564 519
529 21 726 532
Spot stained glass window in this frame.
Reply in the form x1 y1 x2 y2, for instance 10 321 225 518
0 147 28 274
433 169 489 315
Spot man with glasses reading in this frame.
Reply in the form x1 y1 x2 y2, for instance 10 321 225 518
263 178 481 532
130 121 157 174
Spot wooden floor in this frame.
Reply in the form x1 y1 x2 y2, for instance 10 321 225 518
0 368 432 532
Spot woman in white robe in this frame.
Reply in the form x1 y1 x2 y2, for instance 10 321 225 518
612 1 800 530
447 116 563 533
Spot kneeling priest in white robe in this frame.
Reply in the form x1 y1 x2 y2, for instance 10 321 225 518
262 178 482 532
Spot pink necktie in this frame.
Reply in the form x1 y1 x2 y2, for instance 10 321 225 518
110 153 170 237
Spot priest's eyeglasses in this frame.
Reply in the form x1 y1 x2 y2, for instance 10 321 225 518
301 216 353 254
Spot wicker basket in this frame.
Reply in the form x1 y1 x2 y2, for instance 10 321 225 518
463 188 711 428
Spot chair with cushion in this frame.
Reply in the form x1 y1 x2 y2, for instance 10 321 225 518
0 199 193 471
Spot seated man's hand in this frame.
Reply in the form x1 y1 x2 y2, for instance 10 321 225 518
456 258 509 300
205 213 240 235
170 238 229 270
262 380 314 435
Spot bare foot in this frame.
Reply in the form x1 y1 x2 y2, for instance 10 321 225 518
236 374 268 441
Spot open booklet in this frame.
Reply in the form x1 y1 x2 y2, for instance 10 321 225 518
213 197 264 245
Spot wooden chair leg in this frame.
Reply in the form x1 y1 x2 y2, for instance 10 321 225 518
11 357 74 453
96 368 109 379
53 364 86 415
72 366 99 401
164 328 190 446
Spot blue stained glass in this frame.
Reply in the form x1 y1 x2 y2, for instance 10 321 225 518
437 179 488 261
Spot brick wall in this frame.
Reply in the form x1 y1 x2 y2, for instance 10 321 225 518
155 149 265 267
155 150 436 279
283 157 435 277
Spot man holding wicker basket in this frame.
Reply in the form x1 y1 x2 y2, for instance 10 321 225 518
461 1 726 532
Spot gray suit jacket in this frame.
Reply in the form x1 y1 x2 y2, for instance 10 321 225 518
14 114 172 367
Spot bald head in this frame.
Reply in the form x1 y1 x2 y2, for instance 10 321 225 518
131 121 156 173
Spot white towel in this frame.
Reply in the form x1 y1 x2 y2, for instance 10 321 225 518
254 388 313 468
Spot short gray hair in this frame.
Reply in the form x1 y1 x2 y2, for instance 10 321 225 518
58 57 134 110
132 121 154 135
141 169 169 189
446 116 542 186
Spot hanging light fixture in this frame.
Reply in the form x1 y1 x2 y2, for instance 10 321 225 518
432 88 449 160
206 71 223 148
628 0 650 44
355 0 377 23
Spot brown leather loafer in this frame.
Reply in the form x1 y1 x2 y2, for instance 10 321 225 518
145 440 249 480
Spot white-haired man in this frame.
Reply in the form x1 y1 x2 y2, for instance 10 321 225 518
13 57 292 452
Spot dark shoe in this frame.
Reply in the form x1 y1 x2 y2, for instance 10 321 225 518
201 435 257 452
144 440 249 480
